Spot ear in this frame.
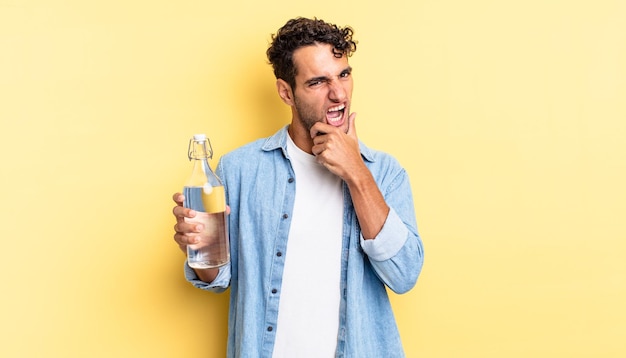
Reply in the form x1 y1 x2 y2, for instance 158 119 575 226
276 79 295 106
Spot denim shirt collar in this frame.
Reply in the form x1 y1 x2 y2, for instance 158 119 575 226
261 125 376 163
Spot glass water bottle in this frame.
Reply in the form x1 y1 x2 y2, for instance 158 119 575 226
183 134 229 269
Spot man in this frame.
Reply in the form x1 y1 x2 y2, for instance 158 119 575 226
172 17 424 357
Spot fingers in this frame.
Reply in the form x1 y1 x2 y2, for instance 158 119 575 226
174 193 230 214
174 230 200 246
172 204 194 220
347 112 357 139
172 192 195 220
172 192 184 205
172 191 201 248
173 218 203 234
173 217 203 248
309 112 358 140
309 122 325 139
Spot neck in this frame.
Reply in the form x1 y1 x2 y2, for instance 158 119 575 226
287 122 314 154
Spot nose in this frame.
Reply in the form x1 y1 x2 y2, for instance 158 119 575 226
328 79 347 102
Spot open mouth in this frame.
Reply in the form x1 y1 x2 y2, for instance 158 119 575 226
326 104 346 126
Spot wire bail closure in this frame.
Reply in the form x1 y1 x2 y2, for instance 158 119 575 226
188 136 214 161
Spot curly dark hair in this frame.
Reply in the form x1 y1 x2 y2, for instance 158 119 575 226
266 17 357 90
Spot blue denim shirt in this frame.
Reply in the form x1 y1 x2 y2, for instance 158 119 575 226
184 125 424 357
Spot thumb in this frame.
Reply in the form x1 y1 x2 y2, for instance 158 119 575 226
347 112 358 139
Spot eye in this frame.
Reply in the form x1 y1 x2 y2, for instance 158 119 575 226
340 69 352 78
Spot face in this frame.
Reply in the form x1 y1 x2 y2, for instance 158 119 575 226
281 43 353 145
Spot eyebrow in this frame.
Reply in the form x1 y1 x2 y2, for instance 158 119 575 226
304 66 353 86
305 76 329 86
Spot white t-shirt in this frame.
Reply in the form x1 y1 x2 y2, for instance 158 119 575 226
272 136 344 357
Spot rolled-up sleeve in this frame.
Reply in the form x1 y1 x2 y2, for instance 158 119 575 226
183 261 231 293
360 208 409 261
360 208 424 294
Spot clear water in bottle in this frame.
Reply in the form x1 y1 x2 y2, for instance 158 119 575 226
184 185 229 268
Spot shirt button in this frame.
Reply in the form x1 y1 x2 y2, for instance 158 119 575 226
282 213 289 219
276 251 282 257
288 177 294 183
267 326 273 332
271 288 277 294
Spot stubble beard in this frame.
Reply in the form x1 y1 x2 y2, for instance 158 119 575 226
293 94 351 137
293 95 324 134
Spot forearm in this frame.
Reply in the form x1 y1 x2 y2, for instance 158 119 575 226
345 164 389 240
193 267 219 283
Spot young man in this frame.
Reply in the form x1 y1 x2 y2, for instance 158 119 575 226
172 17 424 357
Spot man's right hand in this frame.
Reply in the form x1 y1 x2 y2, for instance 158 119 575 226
172 192 203 253
172 192 224 283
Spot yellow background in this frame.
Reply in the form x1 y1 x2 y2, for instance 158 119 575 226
1 0 625 357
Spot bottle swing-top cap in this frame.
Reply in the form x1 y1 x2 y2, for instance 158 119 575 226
188 133 213 160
